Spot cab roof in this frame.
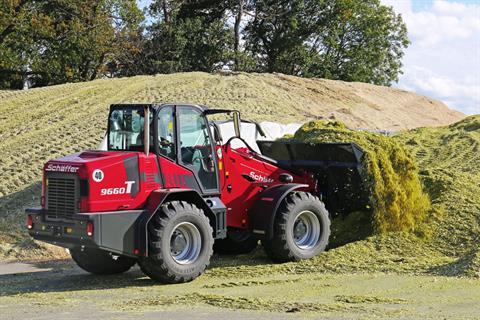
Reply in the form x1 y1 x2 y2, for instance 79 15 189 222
109 103 208 111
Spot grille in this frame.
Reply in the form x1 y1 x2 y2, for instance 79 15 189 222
46 173 79 220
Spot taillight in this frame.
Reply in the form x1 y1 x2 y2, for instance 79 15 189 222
26 215 33 230
86 221 94 237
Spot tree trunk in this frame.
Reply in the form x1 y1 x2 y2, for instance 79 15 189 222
90 53 106 81
163 0 170 23
234 0 244 70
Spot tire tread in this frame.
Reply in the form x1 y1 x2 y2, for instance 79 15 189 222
139 201 213 283
263 192 330 262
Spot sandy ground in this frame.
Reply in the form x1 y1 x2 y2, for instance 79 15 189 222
1 259 479 320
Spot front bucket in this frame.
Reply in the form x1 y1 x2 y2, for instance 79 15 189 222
257 141 369 216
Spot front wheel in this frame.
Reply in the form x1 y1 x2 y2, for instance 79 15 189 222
138 201 214 283
70 247 136 275
263 192 330 262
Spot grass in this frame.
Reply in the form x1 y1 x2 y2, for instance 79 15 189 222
0 72 461 260
0 72 476 280
2 262 480 319
0 74 478 318
395 115 480 277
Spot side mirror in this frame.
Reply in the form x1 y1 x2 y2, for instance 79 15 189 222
233 111 241 138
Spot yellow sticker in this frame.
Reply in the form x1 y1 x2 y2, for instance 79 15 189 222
168 122 173 130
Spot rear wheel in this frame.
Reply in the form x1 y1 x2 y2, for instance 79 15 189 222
138 201 213 283
213 228 258 255
263 192 330 262
70 247 136 275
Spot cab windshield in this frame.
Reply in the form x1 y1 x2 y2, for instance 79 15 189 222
108 107 146 151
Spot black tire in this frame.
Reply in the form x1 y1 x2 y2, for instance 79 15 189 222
138 201 214 283
213 228 258 255
263 192 330 263
70 247 136 275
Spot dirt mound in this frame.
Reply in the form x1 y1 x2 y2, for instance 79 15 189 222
0 72 466 261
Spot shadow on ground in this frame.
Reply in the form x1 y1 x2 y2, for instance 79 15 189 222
0 250 272 297
0 260 153 296
428 248 480 277
0 183 41 215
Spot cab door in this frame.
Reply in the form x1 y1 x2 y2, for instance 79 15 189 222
176 105 220 195
156 105 201 191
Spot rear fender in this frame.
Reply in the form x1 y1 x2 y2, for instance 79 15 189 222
140 189 227 256
249 183 308 240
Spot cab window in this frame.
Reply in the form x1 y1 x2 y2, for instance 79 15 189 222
178 107 217 190
157 106 175 159
108 108 145 151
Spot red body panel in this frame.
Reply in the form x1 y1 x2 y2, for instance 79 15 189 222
43 151 161 213
219 147 315 229
159 156 199 190
42 145 316 229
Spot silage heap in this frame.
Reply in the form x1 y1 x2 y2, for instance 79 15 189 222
292 121 431 243
283 117 480 277
209 116 480 279
395 115 480 277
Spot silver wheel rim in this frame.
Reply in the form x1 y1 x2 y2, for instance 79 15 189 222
292 210 321 250
170 222 202 265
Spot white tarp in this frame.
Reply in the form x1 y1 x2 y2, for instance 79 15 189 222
99 120 302 154
258 121 301 141
99 134 107 150
214 121 301 153
213 121 260 152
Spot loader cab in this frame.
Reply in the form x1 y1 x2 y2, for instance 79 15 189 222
107 104 220 195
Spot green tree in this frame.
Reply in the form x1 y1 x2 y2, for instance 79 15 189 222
133 0 233 74
244 0 321 74
245 0 409 85
0 0 37 88
0 0 143 88
308 0 409 85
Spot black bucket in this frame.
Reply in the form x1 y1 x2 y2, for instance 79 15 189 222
257 141 370 216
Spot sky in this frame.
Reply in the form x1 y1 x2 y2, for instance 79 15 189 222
381 0 480 115
137 0 479 115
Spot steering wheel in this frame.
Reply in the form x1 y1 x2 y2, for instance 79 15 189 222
191 149 214 173
159 136 174 147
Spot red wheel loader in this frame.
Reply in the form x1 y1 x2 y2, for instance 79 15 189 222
26 103 365 283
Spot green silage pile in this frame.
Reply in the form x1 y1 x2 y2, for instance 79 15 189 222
292 120 431 236
283 116 480 277
395 115 480 276
216 116 479 278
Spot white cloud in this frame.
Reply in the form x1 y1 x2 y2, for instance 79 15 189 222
433 0 469 14
382 0 480 115
399 66 479 114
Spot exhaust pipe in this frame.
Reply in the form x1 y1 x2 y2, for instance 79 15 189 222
144 106 150 156
233 111 241 138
